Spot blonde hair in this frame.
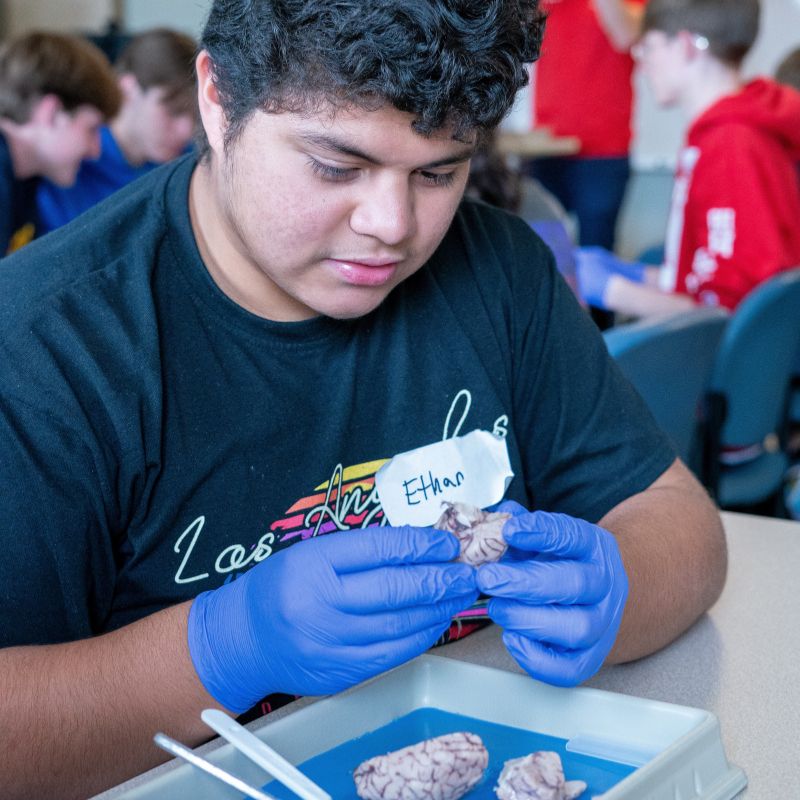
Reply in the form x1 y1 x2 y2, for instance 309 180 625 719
0 32 122 123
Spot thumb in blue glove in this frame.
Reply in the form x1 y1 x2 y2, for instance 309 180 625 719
575 246 647 310
188 526 478 713
476 508 628 687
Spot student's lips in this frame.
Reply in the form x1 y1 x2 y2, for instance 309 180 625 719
327 257 401 287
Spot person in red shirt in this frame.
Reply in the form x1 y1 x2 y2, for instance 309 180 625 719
530 0 645 251
576 0 800 316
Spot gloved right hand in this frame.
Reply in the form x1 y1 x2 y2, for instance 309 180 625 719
575 246 646 309
188 527 478 713
476 501 628 687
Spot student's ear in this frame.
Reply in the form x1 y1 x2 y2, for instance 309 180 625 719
29 94 63 127
118 73 143 102
195 50 227 156
676 30 702 62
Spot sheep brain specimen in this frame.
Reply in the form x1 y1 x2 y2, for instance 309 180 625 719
434 501 511 566
353 731 489 800
495 751 586 800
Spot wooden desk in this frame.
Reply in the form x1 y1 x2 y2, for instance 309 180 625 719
96 511 799 798
496 128 580 158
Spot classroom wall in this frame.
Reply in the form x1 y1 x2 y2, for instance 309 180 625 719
1 0 113 36
0 0 209 37
123 0 208 36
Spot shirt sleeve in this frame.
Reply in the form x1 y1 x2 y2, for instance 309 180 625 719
682 127 793 309
506 217 677 523
0 335 119 646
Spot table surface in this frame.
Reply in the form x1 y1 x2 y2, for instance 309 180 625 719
495 128 581 158
96 511 800 799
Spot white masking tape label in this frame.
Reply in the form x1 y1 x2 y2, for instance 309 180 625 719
375 429 514 527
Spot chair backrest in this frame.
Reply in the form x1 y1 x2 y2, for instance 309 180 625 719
706 267 800 447
603 307 729 465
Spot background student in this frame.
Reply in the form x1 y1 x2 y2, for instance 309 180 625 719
0 31 120 254
576 0 800 317
529 0 646 327
36 27 197 233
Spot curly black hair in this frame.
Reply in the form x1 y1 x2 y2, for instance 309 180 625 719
199 0 545 153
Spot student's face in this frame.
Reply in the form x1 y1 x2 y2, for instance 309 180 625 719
193 58 474 321
634 30 685 107
128 84 195 163
40 105 103 186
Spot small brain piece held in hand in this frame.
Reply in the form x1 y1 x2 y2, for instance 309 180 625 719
434 501 511 566
495 751 586 800
353 731 489 800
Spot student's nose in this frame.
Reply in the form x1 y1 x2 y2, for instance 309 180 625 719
349 175 415 246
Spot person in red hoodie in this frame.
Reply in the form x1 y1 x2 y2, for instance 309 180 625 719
576 0 800 316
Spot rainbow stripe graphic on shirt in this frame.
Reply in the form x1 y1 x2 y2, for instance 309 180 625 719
270 459 389 544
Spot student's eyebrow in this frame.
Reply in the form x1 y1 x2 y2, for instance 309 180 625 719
297 131 476 169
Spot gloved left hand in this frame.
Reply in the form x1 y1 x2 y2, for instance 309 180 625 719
575 246 646 309
476 501 628 686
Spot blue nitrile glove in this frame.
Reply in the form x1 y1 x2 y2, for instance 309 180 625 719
575 246 647 309
529 220 576 280
476 501 628 687
188 527 478 713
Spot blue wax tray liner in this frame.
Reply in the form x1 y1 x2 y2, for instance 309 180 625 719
262 707 635 798
112 655 746 800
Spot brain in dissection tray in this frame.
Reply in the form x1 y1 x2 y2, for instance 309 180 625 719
353 731 489 800
495 751 586 800
434 501 511 566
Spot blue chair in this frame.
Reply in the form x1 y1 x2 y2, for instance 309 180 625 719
603 307 729 470
636 243 666 266
700 267 800 509
789 359 800 426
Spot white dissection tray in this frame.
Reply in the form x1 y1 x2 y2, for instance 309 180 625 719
112 654 746 800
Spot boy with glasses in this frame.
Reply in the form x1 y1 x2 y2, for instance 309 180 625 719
577 0 800 315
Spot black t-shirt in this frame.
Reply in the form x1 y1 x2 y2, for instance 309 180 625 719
0 155 675 647
0 131 38 255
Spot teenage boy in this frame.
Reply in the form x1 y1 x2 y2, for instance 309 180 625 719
0 1 726 797
0 32 121 253
37 28 197 233
577 0 800 315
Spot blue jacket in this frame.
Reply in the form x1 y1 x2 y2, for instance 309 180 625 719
36 126 158 233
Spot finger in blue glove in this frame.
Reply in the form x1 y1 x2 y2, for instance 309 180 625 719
188 526 479 712
475 510 628 687
575 246 646 310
